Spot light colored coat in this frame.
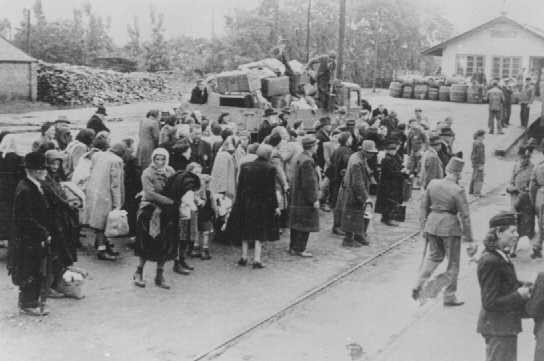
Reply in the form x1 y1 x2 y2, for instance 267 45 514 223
420 177 472 240
85 151 125 230
136 117 160 168
420 148 444 189
210 150 237 200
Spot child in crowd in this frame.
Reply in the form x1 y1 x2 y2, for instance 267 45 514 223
191 174 217 260
470 129 486 197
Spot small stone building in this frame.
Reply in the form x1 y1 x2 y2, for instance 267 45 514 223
0 35 37 102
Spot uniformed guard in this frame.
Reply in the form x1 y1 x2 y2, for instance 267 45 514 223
413 157 476 306
477 212 532 361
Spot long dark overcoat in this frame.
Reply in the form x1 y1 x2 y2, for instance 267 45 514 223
375 153 405 214
227 159 278 242
289 152 320 232
336 152 370 234
8 178 51 286
477 249 526 337
0 152 24 240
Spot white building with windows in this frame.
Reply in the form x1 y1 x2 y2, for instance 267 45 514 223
423 14 544 82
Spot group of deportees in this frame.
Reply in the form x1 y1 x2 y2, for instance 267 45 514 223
3 91 544 361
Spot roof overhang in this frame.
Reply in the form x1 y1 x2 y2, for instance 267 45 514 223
421 15 544 57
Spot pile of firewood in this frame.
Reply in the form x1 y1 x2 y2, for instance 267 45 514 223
37 62 178 105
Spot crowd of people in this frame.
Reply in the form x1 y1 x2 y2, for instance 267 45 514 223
0 84 539 328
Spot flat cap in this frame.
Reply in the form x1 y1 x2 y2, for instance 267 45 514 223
301 135 317 149
489 212 517 228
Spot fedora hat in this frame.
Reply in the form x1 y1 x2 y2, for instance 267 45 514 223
24 151 47 170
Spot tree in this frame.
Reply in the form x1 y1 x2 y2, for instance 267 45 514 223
143 7 170 72
0 18 11 39
125 17 141 59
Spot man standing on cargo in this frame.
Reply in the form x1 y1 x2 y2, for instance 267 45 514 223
272 38 297 97
486 80 505 135
306 51 337 111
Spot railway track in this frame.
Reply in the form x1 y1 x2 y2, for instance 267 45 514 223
191 182 507 361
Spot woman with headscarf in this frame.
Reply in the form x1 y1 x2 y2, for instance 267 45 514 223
85 142 126 261
0 133 24 243
228 144 279 268
210 135 238 200
133 148 176 289
64 128 95 180
42 150 81 297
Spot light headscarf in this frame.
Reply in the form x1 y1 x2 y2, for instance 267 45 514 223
151 147 170 172
0 134 19 157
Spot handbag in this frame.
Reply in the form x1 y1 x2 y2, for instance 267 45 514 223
104 210 130 238
390 203 406 222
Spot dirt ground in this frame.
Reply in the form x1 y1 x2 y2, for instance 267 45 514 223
0 94 541 361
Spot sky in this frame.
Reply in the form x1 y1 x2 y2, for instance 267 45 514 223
1 0 543 45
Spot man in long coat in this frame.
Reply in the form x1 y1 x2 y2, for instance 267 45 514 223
413 157 476 306
8 152 51 316
85 143 126 261
330 132 352 235
289 136 320 257
420 135 444 189
487 80 505 134
375 140 407 226
336 140 377 247
136 110 160 168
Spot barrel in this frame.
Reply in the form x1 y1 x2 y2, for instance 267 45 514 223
414 84 428 100
389 81 403 98
450 84 468 102
428 87 439 101
438 86 450 101
402 85 413 98
467 85 483 104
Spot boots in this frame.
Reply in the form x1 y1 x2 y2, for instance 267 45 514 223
200 248 211 260
154 268 170 289
133 266 146 288
173 260 190 275
190 246 201 258
179 258 194 271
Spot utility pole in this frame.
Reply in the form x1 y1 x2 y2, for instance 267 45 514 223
305 0 311 62
337 0 346 80
25 8 31 54
372 10 380 93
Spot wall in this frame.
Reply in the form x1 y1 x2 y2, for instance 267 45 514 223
0 62 37 101
441 21 544 79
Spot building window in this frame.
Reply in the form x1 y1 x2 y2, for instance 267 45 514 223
491 56 522 79
456 55 484 77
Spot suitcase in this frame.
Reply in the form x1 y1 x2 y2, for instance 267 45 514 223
216 70 261 94
219 94 255 108
262 76 290 97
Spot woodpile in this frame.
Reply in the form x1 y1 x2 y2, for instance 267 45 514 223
37 61 177 105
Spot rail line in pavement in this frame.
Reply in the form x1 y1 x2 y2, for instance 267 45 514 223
191 182 507 361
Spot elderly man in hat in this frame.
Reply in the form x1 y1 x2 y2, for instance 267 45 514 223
376 139 407 226
87 105 110 135
189 79 208 105
306 51 337 111
487 79 505 134
336 139 377 247
413 157 476 306
477 212 532 361
8 152 52 316
420 135 444 190
257 108 278 143
289 135 320 257
437 127 456 173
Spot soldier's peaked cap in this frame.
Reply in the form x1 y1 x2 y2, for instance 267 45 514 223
489 212 517 228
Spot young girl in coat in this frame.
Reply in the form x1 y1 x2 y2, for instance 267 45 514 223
190 174 217 260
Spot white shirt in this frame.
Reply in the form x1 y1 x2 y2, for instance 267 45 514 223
27 175 43 194
496 249 511 263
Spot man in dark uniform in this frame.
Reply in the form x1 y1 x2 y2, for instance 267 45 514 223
413 157 476 306
502 80 513 127
477 212 532 361
8 152 51 316
306 51 337 111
